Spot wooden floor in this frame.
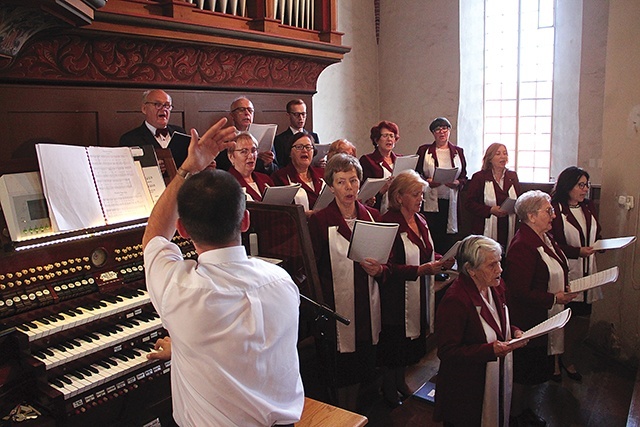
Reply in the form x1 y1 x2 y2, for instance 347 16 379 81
300 336 637 427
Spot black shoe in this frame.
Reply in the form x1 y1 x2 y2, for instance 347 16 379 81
383 395 403 409
519 408 546 426
560 359 582 382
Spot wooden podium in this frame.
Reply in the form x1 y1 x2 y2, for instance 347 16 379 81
297 398 368 426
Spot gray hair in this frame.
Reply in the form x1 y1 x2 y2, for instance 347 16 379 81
457 235 502 276
514 190 551 222
324 153 363 187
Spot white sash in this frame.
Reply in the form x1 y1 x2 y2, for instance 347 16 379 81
421 150 462 233
328 224 381 352
537 241 565 355
400 233 421 339
561 208 602 303
482 181 517 248
476 292 513 427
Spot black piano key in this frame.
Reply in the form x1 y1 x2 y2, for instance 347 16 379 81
50 378 64 387
59 376 72 385
70 371 84 380
86 365 99 374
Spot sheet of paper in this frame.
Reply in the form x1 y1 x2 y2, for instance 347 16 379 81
592 236 636 251
432 167 459 184
441 240 462 261
87 146 154 224
500 197 516 214
347 220 399 264
127 145 166 204
508 308 571 345
249 123 278 153
568 266 619 293
312 184 334 211
262 183 301 205
312 143 331 165
392 154 419 177
357 177 389 202
36 143 105 231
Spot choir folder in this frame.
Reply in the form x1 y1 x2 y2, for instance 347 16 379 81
36 143 155 232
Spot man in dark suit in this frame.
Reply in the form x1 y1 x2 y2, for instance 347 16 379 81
119 89 188 168
214 96 278 175
274 99 320 168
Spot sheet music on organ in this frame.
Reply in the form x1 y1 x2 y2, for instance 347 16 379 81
36 144 154 231
568 266 619 293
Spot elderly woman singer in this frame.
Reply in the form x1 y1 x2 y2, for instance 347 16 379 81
308 153 389 411
227 132 274 201
435 235 526 427
505 190 576 426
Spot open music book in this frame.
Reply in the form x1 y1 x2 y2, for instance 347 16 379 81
568 266 619 293
509 308 571 345
358 177 389 202
347 220 399 264
262 183 301 205
591 236 636 251
249 123 278 153
392 155 419 176
36 144 155 231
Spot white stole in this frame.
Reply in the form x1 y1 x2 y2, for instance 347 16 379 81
476 291 513 427
537 241 565 355
328 219 381 353
421 150 463 233
561 208 602 303
482 181 517 247
399 232 435 338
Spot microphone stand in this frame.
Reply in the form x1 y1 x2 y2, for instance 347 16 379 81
300 294 350 326
300 294 349 405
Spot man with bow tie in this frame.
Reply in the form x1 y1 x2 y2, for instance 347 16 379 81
119 89 188 168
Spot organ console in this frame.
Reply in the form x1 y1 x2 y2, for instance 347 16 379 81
0 155 324 426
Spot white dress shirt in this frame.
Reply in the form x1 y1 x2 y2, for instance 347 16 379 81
145 238 304 427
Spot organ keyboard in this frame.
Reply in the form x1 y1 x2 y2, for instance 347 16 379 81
0 221 188 426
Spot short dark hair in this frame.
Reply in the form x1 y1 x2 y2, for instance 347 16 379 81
286 99 305 113
551 166 590 204
429 117 452 133
286 132 316 159
177 169 245 245
370 120 400 148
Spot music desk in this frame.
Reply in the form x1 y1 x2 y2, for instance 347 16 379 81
297 397 368 426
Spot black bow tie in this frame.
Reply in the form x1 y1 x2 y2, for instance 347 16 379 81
155 128 169 137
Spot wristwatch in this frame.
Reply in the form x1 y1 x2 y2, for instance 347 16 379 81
176 168 193 180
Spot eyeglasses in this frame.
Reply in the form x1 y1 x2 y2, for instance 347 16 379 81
232 107 254 114
291 144 314 152
145 102 173 110
233 147 258 156
576 182 591 189
538 206 555 216
288 112 307 118
433 126 450 133
380 133 396 139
